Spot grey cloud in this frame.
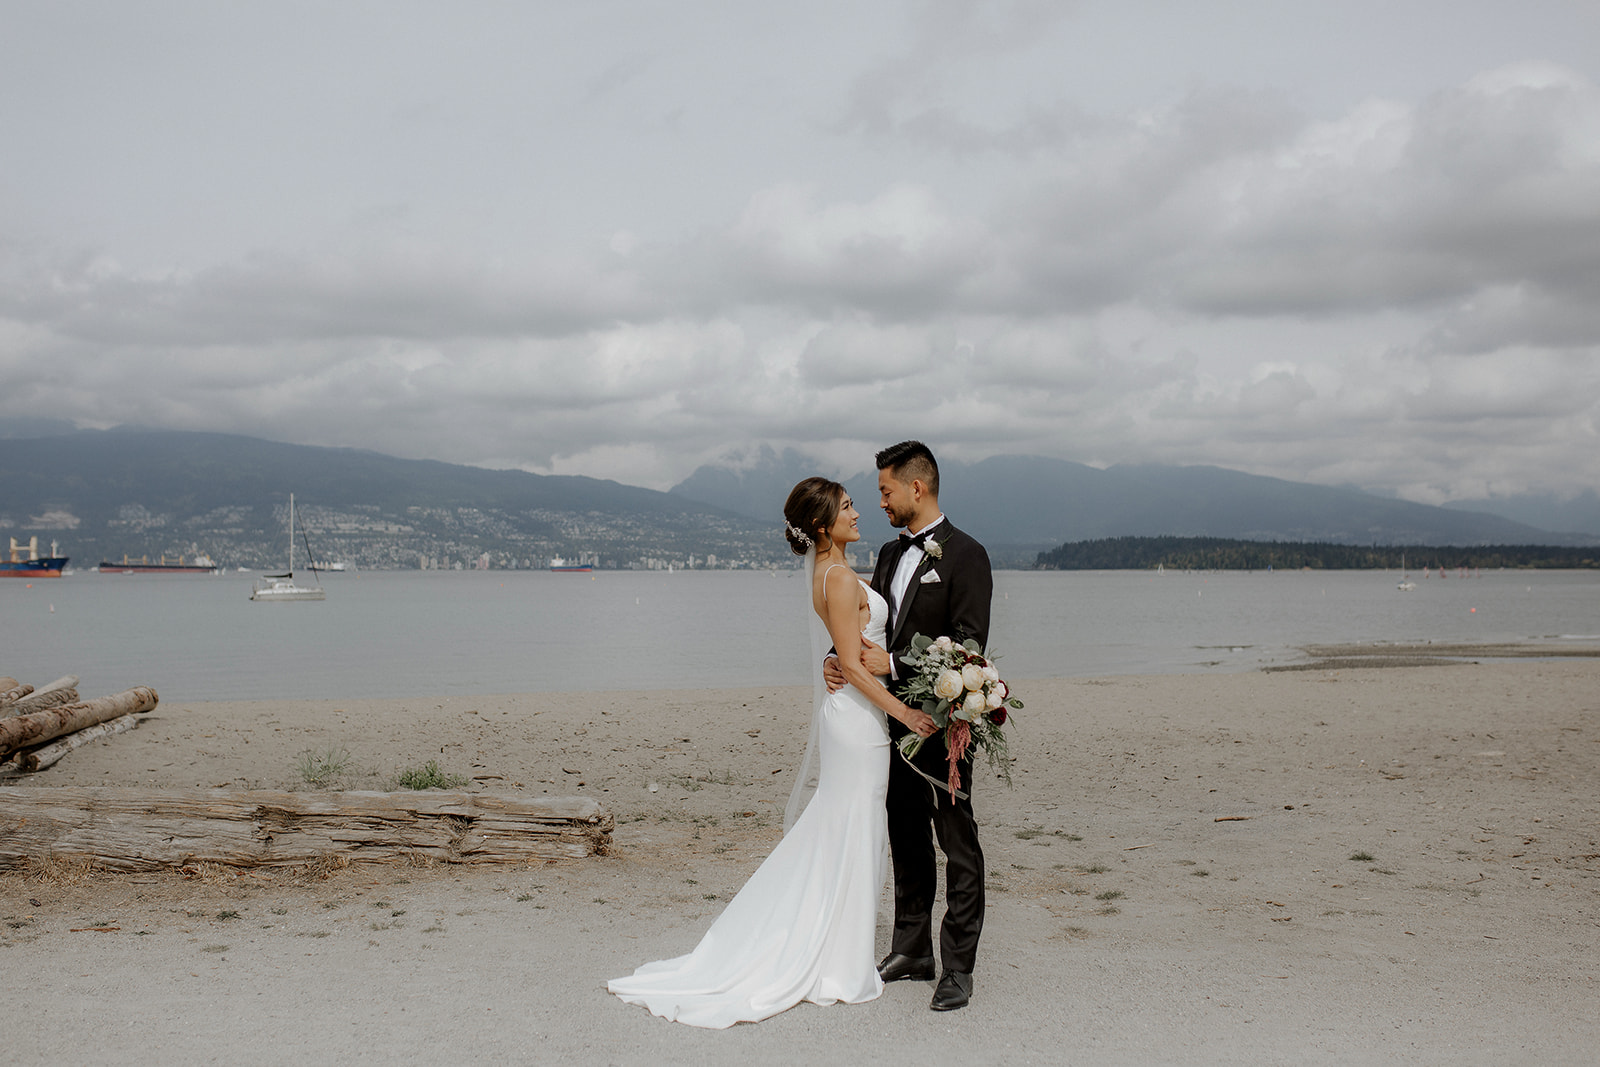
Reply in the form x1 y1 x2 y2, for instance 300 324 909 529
583 53 657 106
891 103 1102 158
1159 72 1600 317
15 66 1597 353
797 319 943 387
1423 285 1600 355
2 241 659 347
684 184 991 319
835 0 1082 144
4 21 1599 509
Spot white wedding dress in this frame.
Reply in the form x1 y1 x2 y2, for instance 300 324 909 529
607 571 891 1028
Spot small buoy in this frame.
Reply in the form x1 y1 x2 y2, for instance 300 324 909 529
1470 607 1476 613
49 604 55 613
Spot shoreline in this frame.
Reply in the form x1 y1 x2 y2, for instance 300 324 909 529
5 662 1598 1063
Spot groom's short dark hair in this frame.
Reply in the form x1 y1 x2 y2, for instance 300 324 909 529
876 440 939 497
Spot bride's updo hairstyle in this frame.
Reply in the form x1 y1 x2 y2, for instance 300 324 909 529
783 477 845 556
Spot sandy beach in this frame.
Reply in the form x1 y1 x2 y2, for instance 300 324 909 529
4 660 1597 1064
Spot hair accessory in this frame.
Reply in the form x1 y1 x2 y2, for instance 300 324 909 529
785 521 814 548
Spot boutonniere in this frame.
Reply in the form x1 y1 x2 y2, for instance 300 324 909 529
924 537 944 560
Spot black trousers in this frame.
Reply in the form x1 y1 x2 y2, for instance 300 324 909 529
885 745 985 973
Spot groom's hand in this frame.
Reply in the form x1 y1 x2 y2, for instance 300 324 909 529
859 637 891 677
823 655 846 692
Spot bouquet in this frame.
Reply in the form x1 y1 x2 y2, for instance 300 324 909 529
896 633 1021 796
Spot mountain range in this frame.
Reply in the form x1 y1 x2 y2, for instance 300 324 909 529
668 446 1598 560
1442 490 1600 540
0 428 776 571
1 427 1593 572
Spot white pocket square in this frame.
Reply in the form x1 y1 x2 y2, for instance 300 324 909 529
919 570 942 584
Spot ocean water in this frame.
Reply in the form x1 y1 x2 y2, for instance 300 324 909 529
2 568 1597 702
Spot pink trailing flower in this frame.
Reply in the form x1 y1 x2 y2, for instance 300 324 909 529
946 719 972 797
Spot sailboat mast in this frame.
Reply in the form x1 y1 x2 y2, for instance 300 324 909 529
288 493 295 574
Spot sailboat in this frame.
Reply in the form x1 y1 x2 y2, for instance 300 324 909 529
1397 552 1416 591
250 493 326 602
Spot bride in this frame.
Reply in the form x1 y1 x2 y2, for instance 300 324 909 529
607 476 936 1028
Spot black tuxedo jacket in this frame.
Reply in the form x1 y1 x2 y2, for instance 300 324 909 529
871 519 993 725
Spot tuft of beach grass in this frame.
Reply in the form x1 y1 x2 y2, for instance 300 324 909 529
394 760 468 790
295 746 353 786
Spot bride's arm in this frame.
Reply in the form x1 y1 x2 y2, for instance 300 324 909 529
822 568 936 737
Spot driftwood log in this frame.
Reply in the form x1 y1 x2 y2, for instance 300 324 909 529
0 680 31 709
15 715 141 772
0 788 614 870
6 687 81 718
0 686 156 760
5 676 81 717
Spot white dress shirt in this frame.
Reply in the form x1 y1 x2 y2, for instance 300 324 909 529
888 514 945 677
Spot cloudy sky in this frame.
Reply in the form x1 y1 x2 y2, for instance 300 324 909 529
4 1 1598 502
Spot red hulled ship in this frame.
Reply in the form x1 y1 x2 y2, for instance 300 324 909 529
1 537 68 578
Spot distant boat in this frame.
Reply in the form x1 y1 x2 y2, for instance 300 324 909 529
1 537 67 579
549 557 592 573
251 494 326 602
98 553 219 575
1397 554 1415 591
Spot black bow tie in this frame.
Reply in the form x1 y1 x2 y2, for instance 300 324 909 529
900 529 933 550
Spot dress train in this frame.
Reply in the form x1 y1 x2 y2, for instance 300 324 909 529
607 581 891 1028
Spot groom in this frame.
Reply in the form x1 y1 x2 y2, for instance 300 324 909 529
828 440 993 1011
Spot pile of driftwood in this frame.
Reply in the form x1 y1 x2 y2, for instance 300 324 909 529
0 675 159 774
1 676 614 869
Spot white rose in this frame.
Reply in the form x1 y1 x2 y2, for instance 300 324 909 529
934 668 964 700
985 686 1004 710
981 664 1000 684
934 636 954 650
962 690 987 718
961 664 987 692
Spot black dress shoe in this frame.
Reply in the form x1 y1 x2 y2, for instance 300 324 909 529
930 970 972 1011
877 952 936 982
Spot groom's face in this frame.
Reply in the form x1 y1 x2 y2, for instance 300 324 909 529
878 468 917 529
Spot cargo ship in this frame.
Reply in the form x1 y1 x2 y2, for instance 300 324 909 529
2 537 67 578
99 553 220 575
549 557 593 572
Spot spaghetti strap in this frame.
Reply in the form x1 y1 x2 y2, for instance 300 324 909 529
820 562 852 602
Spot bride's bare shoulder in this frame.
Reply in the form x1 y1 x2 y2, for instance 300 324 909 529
817 561 849 590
